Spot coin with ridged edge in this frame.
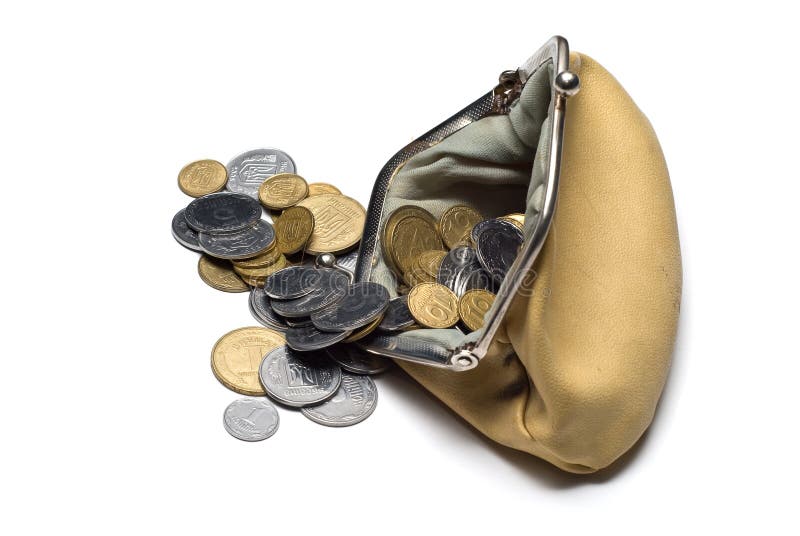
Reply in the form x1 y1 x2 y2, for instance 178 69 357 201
301 373 377 427
178 159 228 197
458 289 496 332
274 206 314 255
378 296 415 332
286 323 353 351
184 192 262 233
223 398 279 441
227 148 296 199
264 265 321 300
269 268 349 317
249 288 289 332
296 194 366 254
197 255 249 293
259 346 342 407
258 173 308 210
326 345 391 375
198 220 275 260
310 282 390 332
211 327 286 396
438 205 483 249
437 246 477 289
233 255 287 279
342 314 384 343
475 219 524 284
172 208 201 251
407 282 459 328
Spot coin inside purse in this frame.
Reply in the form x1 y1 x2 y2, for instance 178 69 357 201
354 37 575 370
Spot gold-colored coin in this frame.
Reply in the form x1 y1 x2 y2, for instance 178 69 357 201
343 314 384 343
503 213 525 226
240 275 266 287
197 255 249 293
233 254 288 278
438 205 483 249
307 182 342 196
258 173 309 210
382 206 443 278
417 250 447 280
178 159 228 197
296 194 366 254
211 327 286 395
407 282 459 329
231 242 281 270
458 289 496 332
274 206 315 255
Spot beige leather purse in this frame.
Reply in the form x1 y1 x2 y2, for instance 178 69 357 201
353 36 681 473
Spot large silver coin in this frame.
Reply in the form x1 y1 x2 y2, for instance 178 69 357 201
227 148 297 199
301 373 378 427
270 268 349 318
286 323 353 351
184 192 262 233
326 345 391 375
470 219 497 244
475 220 524 284
378 295 415 332
198 220 275 260
264 266 321 300
437 246 477 289
223 398 280 441
249 288 289 332
171 208 201 251
310 282 390 332
259 346 341 407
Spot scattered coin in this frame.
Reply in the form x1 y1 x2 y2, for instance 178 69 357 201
233 254 288 279
458 289 496 332
301 373 377 427
438 205 483 249
172 208 202 251
310 282 390 332
264 265 321 300
269 268 349 317
197 255 249 293
378 296 415 332
273 206 314 255
249 288 289 332
223 398 280 441
259 346 342 407
327 345 391 375
407 282 460 329
178 159 228 198
296 194 366 254
198 220 276 260
286 323 353 351
307 182 342 196
184 192 263 233
342 313 384 343
227 148 297 199
231 243 282 270
258 173 309 210
475 219 524 284
211 327 286 396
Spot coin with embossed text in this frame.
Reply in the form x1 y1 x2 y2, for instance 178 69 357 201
184 192 263 233
307 182 342 196
378 296 415 332
198 220 275 260
296 194 366 254
264 265 321 300
273 205 314 254
286 323 353 351
223 398 280 441
475 219 524 284
249 288 289 332
258 173 308 210
269 268 349 317
197 255 249 293
259 346 342 407
458 289 496 332
438 205 483 249
310 282 390 332
301 373 378 427
172 208 202 251
211 327 286 396
407 282 460 329
227 148 296 199
326 345 391 375
178 159 228 197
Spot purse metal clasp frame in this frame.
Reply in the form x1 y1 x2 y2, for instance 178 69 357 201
354 36 580 371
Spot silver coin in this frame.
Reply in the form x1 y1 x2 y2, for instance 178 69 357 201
470 219 497 244
452 263 494 297
270 268 349 317
284 317 312 327
184 192 263 233
227 148 297 199
378 295 415 332
286 323 353 351
259 346 341 407
437 246 478 289
198 220 275 260
475 220 524 284
301 373 378 427
223 398 280 441
310 282 390 332
326 345 391 375
334 250 360 274
264 266 321 300
171 208 201 251
249 288 288 332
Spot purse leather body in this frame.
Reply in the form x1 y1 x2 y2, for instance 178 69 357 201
393 53 681 473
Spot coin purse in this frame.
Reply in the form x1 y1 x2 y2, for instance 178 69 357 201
353 36 681 473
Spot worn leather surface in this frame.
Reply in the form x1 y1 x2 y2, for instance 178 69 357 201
396 53 682 473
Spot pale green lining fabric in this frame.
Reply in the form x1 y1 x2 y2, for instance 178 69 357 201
370 64 555 348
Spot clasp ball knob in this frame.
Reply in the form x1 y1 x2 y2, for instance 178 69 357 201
554 71 580 97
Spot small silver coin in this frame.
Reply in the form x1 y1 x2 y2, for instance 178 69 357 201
301 373 378 427
378 295 415 332
284 317 312 328
249 288 289 332
171 208 202 251
223 398 280 441
198 220 275 260
326 345 391 375
310 282 390 332
227 148 297 199
475 220 524 284
286 323 353 351
437 246 478 289
259 346 342 407
184 192 263 233
264 266 321 300
270 268 349 318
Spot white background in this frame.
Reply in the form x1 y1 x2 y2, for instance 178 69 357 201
1 1 798 534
